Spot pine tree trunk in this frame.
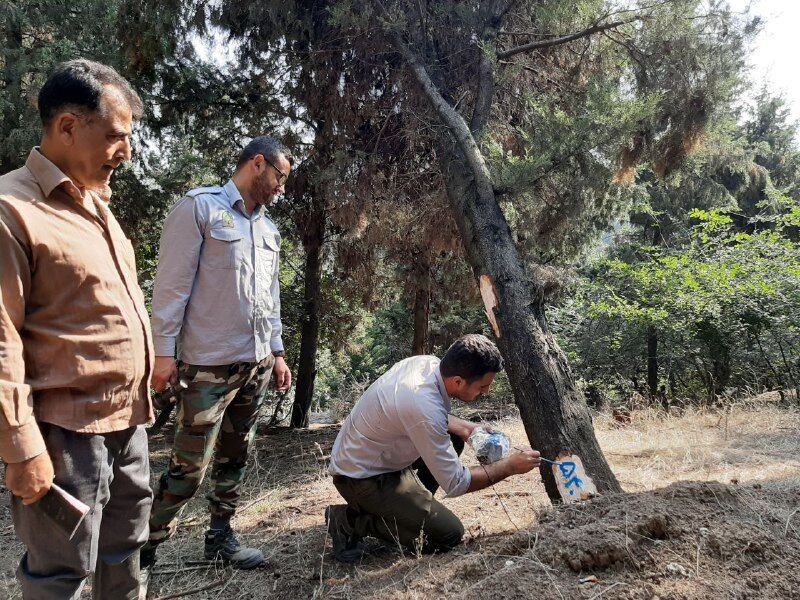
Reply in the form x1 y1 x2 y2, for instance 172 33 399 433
647 326 658 399
0 18 23 174
290 197 325 428
437 141 621 501
411 256 430 355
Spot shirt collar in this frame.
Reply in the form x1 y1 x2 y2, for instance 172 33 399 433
223 178 265 217
25 148 77 199
222 179 243 208
435 366 452 412
24 147 111 204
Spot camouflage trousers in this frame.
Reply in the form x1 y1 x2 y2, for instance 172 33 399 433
148 356 274 545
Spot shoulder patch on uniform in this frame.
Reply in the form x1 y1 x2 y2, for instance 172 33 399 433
186 185 223 198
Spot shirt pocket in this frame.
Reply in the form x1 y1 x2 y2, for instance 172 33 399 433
256 233 280 279
205 227 243 269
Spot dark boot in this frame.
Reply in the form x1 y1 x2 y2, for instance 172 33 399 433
325 505 365 563
203 525 264 569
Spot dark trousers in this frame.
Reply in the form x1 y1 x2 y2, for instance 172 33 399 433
332 433 466 554
11 423 151 600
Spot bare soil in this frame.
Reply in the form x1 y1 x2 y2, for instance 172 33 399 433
1 400 799 599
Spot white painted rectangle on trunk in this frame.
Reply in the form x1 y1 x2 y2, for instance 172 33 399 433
552 452 598 503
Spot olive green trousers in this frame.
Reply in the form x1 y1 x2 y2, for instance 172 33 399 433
332 435 465 553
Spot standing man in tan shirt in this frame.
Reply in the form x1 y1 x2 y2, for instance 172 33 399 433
0 60 154 599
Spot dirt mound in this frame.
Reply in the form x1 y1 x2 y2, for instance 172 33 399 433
339 481 800 599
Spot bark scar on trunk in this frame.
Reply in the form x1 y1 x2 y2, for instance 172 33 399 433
479 274 501 338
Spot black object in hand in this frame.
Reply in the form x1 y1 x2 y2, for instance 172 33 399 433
153 379 188 411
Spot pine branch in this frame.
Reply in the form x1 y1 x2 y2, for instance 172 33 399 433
497 17 639 59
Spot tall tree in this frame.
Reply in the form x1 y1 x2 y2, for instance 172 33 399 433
326 0 755 500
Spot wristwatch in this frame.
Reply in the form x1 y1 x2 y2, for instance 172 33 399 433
272 350 286 358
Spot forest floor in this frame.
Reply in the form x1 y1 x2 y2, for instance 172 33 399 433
1 395 799 599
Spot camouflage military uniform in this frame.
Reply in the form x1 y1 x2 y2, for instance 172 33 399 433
148 356 274 545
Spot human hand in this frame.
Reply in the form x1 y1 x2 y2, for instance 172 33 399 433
506 448 541 475
273 356 292 391
152 356 178 393
5 452 54 505
445 416 471 442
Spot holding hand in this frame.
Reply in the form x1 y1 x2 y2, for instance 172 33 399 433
273 356 292 391
506 447 541 475
448 415 488 442
151 356 178 393
5 452 54 505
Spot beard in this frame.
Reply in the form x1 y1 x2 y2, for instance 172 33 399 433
251 171 276 206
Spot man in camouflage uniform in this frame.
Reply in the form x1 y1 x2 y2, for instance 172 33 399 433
143 137 293 572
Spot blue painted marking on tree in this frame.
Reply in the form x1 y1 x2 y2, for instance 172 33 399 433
566 476 584 489
558 461 577 479
557 461 584 495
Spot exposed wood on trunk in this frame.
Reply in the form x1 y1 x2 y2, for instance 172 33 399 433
479 274 501 338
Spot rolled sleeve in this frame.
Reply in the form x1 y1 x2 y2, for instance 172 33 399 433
0 216 45 463
406 420 472 497
150 197 203 356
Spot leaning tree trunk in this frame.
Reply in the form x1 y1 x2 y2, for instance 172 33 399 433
290 193 326 428
437 141 621 500
384 19 621 501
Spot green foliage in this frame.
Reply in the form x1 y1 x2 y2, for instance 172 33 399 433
559 197 800 404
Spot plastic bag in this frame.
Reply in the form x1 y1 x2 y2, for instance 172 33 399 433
468 427 511 464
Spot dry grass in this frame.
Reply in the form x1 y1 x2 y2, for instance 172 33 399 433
1 401 798 599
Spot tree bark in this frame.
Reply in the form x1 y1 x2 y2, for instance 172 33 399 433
0 16 23 175
411 254 431 355
647 325 658 398
290 193 326 428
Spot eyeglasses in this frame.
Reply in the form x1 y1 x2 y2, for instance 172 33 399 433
259 154 288 185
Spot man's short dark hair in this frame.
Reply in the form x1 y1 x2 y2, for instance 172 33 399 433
38 59 143 127
440 334 504 382
236 136 294 170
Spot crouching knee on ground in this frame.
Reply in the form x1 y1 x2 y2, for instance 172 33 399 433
421 517 464 553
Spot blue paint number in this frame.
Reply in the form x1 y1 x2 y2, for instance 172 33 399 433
558 461 583 496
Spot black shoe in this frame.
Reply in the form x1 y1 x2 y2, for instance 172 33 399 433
325 505 365 563
204 525 264 569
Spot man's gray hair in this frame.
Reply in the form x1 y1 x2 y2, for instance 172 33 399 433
38 59 143 126
236 136 294 170
440 334 504 382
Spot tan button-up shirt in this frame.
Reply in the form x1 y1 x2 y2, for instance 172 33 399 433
0 148 154 463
